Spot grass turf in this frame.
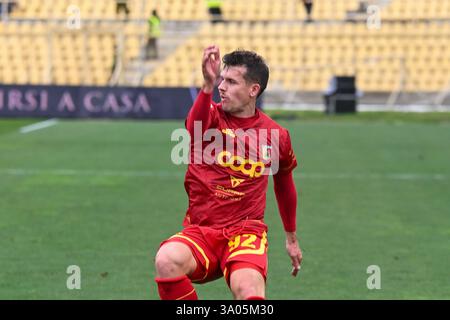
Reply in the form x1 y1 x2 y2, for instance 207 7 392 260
0 114 449 299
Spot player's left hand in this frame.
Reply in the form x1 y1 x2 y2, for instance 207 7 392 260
285 232 302 277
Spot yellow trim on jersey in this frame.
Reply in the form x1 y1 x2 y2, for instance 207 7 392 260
170 234 210 281
228 231 267 259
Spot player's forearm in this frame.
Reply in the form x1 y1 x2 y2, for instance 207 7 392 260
186 89 213 135
273 172 297 232
202 82 215 94
285 231 298 243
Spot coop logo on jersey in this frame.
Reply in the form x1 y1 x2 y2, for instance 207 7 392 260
218 151 265 178
171 121 280 175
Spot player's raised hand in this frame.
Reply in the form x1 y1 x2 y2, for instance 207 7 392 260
202 45 221 93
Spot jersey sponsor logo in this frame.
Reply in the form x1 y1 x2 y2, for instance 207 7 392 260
217 151 265 178
230 175 245 188
171 123 281 175
215 185 244 201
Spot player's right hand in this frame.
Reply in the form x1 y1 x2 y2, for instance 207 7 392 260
202 45 221 93
286 232 302 277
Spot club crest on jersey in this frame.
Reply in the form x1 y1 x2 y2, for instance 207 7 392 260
262 145 272 161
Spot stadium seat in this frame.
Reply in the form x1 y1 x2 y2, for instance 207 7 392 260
142 19 450 92
2 0 450 90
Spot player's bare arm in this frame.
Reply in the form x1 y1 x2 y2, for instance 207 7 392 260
286 231 302 277
202 45 221 93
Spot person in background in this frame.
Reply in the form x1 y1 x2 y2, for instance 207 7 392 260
206 0 223 24
302 0 313 22
146 9 161 60
116 0 130 19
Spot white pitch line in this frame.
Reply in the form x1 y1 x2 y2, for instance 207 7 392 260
0 168 185 178
20 119 58 134
295 172 450 181
0 168 448 181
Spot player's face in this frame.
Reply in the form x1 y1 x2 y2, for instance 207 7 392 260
218 66 259 115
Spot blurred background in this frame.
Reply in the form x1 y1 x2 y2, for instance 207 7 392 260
0 0 449 113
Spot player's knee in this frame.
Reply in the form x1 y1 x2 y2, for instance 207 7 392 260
155 243 195 278
231 271 265 300
155 249 182 277
233 279 263 300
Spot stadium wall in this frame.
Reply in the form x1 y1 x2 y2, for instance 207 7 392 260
0 85 264 119
0 85 197 119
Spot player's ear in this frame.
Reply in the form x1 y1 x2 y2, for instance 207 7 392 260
249 83 260 98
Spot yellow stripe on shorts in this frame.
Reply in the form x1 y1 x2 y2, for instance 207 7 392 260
170 233 210 281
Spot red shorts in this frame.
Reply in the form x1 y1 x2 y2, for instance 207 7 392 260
160 219 268 285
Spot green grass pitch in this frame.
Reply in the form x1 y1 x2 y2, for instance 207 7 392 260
0 114 449 299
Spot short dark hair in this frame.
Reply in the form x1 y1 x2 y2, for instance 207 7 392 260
222 49 269 98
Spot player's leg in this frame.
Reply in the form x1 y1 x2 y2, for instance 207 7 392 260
155 241 197 278
154 227 220 300
223 220 269 300
155 242 198 300
229 263 266 300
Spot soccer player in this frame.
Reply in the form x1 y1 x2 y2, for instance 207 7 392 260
154 45 302 300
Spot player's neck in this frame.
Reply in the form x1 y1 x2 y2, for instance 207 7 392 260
228 103 256 118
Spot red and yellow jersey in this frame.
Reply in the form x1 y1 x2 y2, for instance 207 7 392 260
183 92 297 229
